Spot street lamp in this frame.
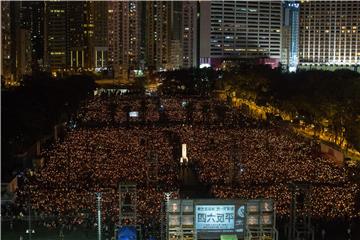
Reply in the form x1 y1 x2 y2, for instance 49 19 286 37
96 192 102 240
26 202 34 240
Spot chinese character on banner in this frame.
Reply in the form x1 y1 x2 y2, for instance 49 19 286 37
225 213 234 223
198 213 207 223
207 213 216 223
216 214 225 223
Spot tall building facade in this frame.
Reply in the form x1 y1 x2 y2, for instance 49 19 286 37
145 1 172 71
18 1 45 69
108 1 142 80
145 1 185 71
169 1 183 70
182 1 198 69
299 1 360 69
44 0 67 73
1 1 12 82
199 1 282 68
1 1 33 83
282 1 300 72
44 1 108 75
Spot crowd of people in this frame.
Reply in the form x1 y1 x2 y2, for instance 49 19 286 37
77 94 250 127
12 92 359 231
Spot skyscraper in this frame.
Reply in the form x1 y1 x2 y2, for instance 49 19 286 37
108 1 141 81
44 1 108 75
1 1 33 83
1 1 12 82
145 1 172 71
145 1 185 71
169 1 183 70
199 1 282 68
44 0 67 73
299 0 360 70
282 1 300 72
90 1 108 71
182 1 198 69
18 0 45 66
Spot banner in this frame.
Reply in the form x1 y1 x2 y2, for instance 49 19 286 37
196 205 235 230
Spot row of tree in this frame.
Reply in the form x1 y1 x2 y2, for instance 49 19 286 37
160 64 360 151
221 65 360 151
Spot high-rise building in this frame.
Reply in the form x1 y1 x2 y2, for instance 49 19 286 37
44 0 67 73
1 1 12 82
199 1 282 68
1 1 33 83
146 1 171 71
182 1 198 69
145 1 184 71
169 1 183 70
89 1 108 71
299 0 360 70
45 1 108 75
16 28 33 77
282 1 300 72
26 1 45 68
32 2 45 64
108 1 141 81
108 1 116 68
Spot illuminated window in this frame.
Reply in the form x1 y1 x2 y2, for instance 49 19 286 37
50 52 65 55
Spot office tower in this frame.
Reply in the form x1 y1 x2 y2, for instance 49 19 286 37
27 1 45 68
282 1 299 72
15 1 44 70
68 1 87 70
199 1 282 68
44 0 67 73
108 1 116 68
139 2 146 70
16 28 33 78
145 1 184 71
45 1 108 75
146 1 171 71
145 1 155 70
68 1 107 72
299 1 360 70
169 1 183 70
182 1 198 69
1 1 33 83
108 1 141 81
1 1 12 82
90 1 108 71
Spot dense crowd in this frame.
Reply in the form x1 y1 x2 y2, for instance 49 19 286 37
13 93 359 230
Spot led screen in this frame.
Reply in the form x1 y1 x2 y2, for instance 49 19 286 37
129 112 139 117
195 205 235 231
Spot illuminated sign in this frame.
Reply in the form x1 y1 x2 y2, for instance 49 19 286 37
196 205 235 230
168 199 274 240
200 63 211 69
287 3 299 9
129 112 139 117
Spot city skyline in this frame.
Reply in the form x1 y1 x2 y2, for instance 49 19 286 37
1 0 360 83
2 1 360 240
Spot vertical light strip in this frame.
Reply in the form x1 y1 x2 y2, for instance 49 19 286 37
101 50 104 67
95 50 98 68
82 51 84 68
